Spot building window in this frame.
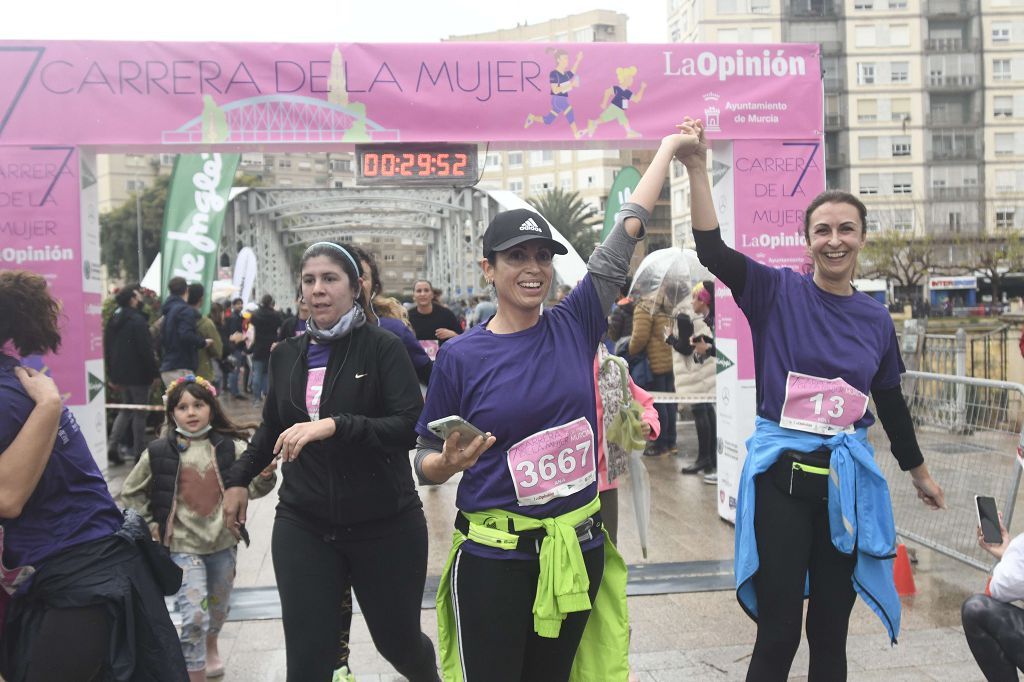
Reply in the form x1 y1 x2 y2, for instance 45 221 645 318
888 0 907 8
995 133 1015 155
994 96 1013 118
859 136 879 159
857 99 878 122
996 210 1015 230
891 97 911 121
859 173 879 194
993 59 1011 81
718 28 739 42
890 62 909 83
948 212 962 232
891 136 911 156
866 217 882 232
125 179 146 191
751 27 773 42
716 0 738 13
889 24 910 46
573 28 593 42
750 0 771 13
854 0 873 8
858 63 876 85
278 159 292 168
159 153 176 166
996 170 1015 192
992 23 1011 42
508 179 523 193
507 152 523 167
855 26 877 47
893 209 913 232
892 173 912 194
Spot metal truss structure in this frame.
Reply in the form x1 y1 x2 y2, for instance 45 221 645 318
225 187 500 306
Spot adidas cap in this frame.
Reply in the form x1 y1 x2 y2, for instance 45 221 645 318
481 208 569 257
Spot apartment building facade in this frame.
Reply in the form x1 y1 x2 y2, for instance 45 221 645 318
667 0 1024 275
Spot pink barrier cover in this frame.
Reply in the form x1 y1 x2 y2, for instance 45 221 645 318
720 138 824 381
0 145 86 400
0 41 822 149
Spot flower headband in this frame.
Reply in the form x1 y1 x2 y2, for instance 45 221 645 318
163 373 218 401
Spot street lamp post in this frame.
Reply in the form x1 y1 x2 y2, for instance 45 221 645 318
135 175 144 281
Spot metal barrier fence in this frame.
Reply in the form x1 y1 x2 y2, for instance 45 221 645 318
871 371 1024 571
900 325 1011 382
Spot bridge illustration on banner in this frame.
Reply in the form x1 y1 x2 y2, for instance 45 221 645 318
162 93 400 144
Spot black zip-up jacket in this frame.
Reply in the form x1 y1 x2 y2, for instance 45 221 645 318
105 305 159 386
223 323 423 528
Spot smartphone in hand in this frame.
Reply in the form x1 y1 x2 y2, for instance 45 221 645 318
976 495 1001 544
427 416 487 444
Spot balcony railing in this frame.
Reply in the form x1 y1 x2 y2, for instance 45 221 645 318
819 41 844 55
924 0 977 16
927 74 977 89
929 186 980 200
926 112 981 127
786 0 838 17
927 221 981 236
825 113 845 129
823 76 844 91
930 147 979 160
923 37 979 53
826 151 847 166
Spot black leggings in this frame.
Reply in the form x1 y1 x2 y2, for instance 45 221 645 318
451 544 604 682
26 604 111 682
747 467 857 682
692 402 717 465
962 593 1024 681
272 514 438 682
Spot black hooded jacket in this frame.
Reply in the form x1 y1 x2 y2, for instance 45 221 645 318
104 305 160 386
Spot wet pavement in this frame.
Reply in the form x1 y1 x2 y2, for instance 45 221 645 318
101 399 998 681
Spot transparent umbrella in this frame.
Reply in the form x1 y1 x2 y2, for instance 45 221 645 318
628 451 652 559
629 247 694 309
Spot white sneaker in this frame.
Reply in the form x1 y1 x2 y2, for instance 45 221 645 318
703 471 718 485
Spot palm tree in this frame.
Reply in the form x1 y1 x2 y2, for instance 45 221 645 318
528 187 601 260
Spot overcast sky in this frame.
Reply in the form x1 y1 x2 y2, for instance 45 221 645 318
4 1 667 43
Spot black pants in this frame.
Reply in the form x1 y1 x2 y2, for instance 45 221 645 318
747 466 857 682
450 544 604 682
692 402 717 467
599 489 619 546
25 604 110 682
962 593 1024 681
272 513 438 682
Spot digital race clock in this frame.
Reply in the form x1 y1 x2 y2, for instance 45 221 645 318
355 144 479 187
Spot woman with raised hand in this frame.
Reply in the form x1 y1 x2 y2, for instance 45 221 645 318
677 117 944 681
414 126 699 681
221 243 438 681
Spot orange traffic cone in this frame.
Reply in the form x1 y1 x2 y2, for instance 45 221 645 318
893 543 917 596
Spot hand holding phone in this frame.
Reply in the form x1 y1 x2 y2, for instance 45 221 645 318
976 495 1004 546
427 416 496 476
428 415 487 443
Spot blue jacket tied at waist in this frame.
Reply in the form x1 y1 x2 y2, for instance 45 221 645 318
734 417 901 643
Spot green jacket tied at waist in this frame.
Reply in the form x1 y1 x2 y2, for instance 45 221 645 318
436 496 630 681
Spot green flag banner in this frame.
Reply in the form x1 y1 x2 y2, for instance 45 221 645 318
600 166 642 241
160 153 240 314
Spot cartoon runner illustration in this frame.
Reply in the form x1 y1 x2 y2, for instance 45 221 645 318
587 66 647 138
525 49 585 139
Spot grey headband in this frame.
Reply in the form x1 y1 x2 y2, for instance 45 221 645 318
304 241 361 276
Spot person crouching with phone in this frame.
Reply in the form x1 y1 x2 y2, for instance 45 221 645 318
962 506 1024 680
413 127 702 681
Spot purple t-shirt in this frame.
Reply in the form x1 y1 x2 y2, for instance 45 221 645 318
0 354 122 577
736 260 905 430
416 276 607 558
379 317 431 372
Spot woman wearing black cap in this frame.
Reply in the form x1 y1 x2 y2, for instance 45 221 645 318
413 127 699 681
221 242 438 681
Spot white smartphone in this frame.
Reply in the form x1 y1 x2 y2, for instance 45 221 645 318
427 415 487 443
975 495 1002 545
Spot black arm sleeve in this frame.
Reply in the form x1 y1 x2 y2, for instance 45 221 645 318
693 228 748 298
872 385 924 471
670 316 696 356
